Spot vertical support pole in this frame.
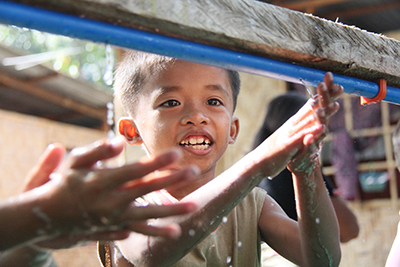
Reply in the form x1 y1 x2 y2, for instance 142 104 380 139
382 102 399 209
343 94 353 132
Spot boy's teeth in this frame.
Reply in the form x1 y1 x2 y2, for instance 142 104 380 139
180 137 211 148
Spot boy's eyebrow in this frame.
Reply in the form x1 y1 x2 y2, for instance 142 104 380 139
157 86 180 94
157 84 230 97
205 84 230 98
152 86 180 100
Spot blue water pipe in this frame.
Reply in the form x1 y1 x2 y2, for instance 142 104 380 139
1 0 400 104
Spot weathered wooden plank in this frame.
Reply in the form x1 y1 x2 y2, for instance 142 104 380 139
7 0 400 87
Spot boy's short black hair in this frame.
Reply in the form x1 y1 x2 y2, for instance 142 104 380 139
114 50 240 116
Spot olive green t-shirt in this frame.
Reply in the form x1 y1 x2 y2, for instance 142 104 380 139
98 187 266 267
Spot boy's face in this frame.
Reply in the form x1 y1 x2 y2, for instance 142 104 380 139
131 60 239 175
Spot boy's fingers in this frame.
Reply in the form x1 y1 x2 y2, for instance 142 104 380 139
289 99 315 124
289 113 320 137
22 143 65 192
303 134 316 146
323 72 343 102
330 84 344 100
323 72 334 92
291 124 325 144
317 81 330 109
66 137 125 169
325 101 340 117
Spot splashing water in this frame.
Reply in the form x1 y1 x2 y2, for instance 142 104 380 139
103 44 114 85
32 206 52 227
222 216 228 223
189 229 195 236
226 256 232 264
299 78 314 99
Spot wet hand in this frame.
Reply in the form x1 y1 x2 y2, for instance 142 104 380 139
313 72 343 132
287 72 343 175
22 137 199 250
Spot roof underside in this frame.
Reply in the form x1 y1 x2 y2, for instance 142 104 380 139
0 44 113 129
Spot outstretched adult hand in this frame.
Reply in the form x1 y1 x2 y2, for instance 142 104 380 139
21 137 199 250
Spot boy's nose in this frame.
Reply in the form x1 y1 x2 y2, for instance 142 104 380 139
180 106 210 125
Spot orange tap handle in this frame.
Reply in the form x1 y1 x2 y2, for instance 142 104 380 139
360 79 387 105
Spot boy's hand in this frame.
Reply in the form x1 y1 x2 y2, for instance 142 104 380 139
313 72 343 134
287 72 342 176
21 137 199 250
289 72 342 145
254 72 342 178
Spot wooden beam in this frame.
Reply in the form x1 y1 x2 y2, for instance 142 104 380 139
0 71 106 120
7 0 400 88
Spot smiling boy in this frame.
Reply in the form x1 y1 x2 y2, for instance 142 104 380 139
100 50 343 267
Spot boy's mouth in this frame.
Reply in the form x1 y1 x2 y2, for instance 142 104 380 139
179 136 212 150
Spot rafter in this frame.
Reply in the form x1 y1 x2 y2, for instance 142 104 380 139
0 71 106 120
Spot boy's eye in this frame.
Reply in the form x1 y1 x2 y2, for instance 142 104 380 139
161 100 180 107
207 99 222 106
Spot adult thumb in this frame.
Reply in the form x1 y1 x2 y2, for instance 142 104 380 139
21 143 65 192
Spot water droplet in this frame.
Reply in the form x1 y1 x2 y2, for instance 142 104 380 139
189 229 195 236
267 177 273 180
37 229 46 236
101 216 110 225
90 225 99 233
116 250 123 259
237 241 242 247
222 216 228 223
226 256 231 263
316 218 320 224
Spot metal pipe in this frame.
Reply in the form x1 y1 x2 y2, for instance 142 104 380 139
1 0 399 104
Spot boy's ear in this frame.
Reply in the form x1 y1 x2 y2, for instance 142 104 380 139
229 116 239 144
118 117 143 145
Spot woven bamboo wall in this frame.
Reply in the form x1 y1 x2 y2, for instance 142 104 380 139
339 200 399 267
